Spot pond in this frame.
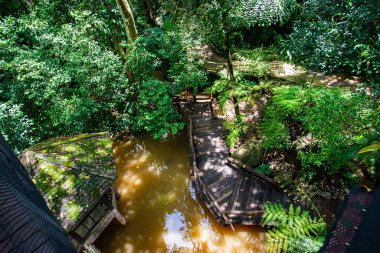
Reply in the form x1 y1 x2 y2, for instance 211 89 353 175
95 131 265 253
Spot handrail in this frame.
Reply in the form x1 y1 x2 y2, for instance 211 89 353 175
226 157 279 188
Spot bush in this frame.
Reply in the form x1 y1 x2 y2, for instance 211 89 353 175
260 85 378 178
283 0 380 84
256 163 273 176
0 103 35 152
0 15 129 145
225 114 249 147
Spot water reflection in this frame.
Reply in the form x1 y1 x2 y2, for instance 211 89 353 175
95 131 266 253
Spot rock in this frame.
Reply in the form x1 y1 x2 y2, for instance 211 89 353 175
318 191 332 200
232 139 264 168
345 188 350 195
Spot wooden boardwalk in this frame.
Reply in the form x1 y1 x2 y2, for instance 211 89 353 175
178 95 341 226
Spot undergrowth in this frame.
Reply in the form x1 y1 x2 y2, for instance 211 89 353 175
262 202 326 253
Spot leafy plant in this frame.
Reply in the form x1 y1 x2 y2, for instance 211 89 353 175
224 113 249 147
0 102 36 152
357 140 380 186
262 202 326 253
260 85 378 178
256 163 273 176
283 0 380 84
235 48 279 78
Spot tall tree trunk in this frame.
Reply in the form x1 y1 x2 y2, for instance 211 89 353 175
143 0 158 27
115 0 138 44
225 31 239 116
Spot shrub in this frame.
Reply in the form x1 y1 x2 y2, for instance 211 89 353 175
0 103 35 152
283 0 380 84
260 85 378 178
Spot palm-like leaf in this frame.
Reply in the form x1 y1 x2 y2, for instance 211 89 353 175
262 202 326 253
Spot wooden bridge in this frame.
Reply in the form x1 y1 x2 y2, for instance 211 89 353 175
178 95 341 227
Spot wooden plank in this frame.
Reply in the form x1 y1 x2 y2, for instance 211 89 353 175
231 173 245 211
213 178 236 199
225 210 264 215
215 189 234 205
186 113 234 230
235 174 250 211
227 157 279 188
245 177 260 211
200 168 225 185
259 182 271 210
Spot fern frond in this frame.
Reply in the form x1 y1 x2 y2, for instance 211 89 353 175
263 202 327 253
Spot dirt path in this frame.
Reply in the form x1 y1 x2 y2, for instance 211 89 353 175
201 48 362 90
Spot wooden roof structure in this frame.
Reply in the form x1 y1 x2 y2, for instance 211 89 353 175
179 95 341 227
319 187 380 253
20 133 116 232
0 134 76 252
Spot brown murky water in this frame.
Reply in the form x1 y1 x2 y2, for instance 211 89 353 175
95 131 265 253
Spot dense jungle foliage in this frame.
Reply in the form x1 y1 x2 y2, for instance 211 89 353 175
283 0 380 86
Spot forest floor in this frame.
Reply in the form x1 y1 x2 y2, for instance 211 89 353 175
200 46 364 91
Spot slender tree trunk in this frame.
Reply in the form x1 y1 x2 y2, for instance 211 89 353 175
225 32 235 82
225 31 239 116
143 0 158 27
115 0 138 44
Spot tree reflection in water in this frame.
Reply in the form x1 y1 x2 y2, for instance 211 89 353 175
95 131 265 253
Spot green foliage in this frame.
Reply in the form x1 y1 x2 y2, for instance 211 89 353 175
146 27 208 92
0 0 28 17
261 105 291 149
206 75 269 112
1 1 210 150
262 202 326 253
135 79 184 139
260 86 378 177
0 102 36 152
0 14 129 149
283 0 380 84
241 0 298 27
224 114 249 147
125 27 207 139
67 201 81 220
357 139 380 183
256 163 273 176
235 48 279 78
160 0 298 54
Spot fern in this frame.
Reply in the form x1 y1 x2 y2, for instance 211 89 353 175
272 86 304 116
224 113 249 147
261 105 291 149
262 202 326 253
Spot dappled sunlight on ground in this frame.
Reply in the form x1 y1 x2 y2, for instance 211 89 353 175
95 131 266 253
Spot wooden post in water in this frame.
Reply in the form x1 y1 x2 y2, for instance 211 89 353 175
112 187 126 225
114 210 126 225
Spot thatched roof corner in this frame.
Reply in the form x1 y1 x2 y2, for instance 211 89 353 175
20 132 116 231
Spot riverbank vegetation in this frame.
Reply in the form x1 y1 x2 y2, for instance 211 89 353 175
1 0 379 252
